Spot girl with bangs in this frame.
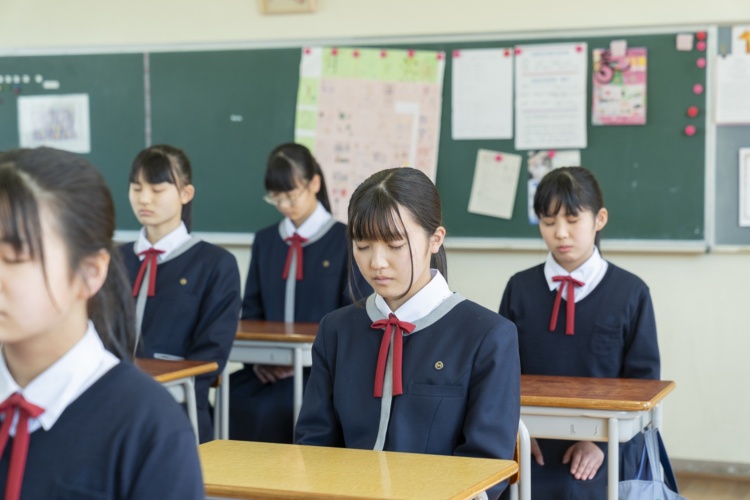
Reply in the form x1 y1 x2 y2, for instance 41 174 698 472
0 147 202 499
229 143 370 443
120 144 241 443
499 167 660 499
295 167 520 500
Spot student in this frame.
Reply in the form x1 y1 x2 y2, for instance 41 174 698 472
229 143 370 443
120 144 241 444
499 166 660 499
0 147 203 499
295 167 520 500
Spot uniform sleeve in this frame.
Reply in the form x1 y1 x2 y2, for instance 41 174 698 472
294 315 345 447
241 235 265 320
622 285 660 380
127 428 204 499
187 251 242 405
454 318 521 498
498 277 514 320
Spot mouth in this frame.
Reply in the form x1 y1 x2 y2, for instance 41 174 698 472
138 210 154 217
557 245 573 253
372 276 392 285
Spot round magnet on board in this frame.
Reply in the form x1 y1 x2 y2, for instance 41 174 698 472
696 57 706 68
687 106 699 118
684 125 696 136
696 41 707 52
693 83 704 95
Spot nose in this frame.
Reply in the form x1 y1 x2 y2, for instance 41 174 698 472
554 221 569 239
369 246 388 270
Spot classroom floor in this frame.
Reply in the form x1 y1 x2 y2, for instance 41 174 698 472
675 472 750 499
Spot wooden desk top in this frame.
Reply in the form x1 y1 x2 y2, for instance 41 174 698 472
200 440 517 500
236 320 318 343
521 375 676 412
135 358 219 383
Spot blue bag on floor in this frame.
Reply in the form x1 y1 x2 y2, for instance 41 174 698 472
619 428 687 500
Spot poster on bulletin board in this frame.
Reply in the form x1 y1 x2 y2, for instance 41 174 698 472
591 47 647 126
294 47 445 221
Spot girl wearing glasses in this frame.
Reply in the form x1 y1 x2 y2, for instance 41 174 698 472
230 143 370 443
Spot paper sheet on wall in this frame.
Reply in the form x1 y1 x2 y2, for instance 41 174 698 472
740 149 750 226
526 149 581 224
295 47 445 221
452 48 513 139
514 43 588 150
468 149 521 219
716 55 750 124
17 94 91 153
592 47 647 126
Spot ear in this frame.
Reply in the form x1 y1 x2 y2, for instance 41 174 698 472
180 184 195 205
309 174 321 195
595 208 608 231
429 226 446 254
78 249 110 300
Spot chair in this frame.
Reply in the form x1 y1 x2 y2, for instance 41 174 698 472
509 418 531 500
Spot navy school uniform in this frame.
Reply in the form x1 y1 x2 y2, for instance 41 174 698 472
120 239 242 443
0 362 203 499
499 262 660 500
295 294 521 500
230 219 371 443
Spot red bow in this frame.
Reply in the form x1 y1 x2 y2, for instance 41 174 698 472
0 393 45 500
371 314 416 397
550 275 585 335
132 248 165 297
282 233 308 281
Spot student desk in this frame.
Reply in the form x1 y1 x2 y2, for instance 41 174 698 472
520 375 676 500
135 358 219 441
200 440 518 500
215 320 319 439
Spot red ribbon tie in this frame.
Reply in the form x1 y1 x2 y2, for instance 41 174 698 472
132 248 165 297
283 233 308 281
549 275 585 335
0 393 45 500
371 314 416 398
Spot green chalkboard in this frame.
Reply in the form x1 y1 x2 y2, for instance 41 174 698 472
0 31 707 240
0 53 145 229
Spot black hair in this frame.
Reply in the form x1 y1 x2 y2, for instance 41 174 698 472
533 166 605 247
129 144 193 231
0 147 136 359
265 143 331 212
347 167 447 302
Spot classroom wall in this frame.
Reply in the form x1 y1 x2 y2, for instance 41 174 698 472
4 0 750 465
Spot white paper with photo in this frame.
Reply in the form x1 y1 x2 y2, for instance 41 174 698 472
18 94 91 153
527 149 581 224
515 43 588 150
740 148 750 226
468 149 521 219
452 48 513 139
716 55 750 124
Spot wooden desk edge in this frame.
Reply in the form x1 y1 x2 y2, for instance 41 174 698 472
204 461 517 500
150 361 219 383
521 380 677 412
235 333 316 343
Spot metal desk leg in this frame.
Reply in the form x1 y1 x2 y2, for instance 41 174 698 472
221 365 229 439
184 377 199 445
292 347 303 429
608 417 619 500
519 419 531 500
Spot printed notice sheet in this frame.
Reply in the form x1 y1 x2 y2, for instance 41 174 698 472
468 149 521 219
452 48 513 139
716 55 750 124
592 47 647 126
514 43 588 150
295 47 445 220
17 94 91 153
740 148 750 226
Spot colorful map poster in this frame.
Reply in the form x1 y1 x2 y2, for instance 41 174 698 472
592 47 647 126
295 47 445 220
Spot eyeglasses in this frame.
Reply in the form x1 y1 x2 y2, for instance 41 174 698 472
263 181 310 207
